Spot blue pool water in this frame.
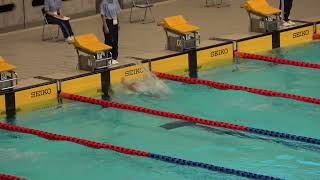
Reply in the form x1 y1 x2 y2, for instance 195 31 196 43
1 42 320 180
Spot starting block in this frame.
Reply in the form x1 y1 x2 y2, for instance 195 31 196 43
0 56 18 91
73 34 113 72
160 15 200 52
242 0 281 33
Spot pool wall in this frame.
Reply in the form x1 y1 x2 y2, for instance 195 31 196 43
0 22 317 117
279 24 314 47
237 34 273 53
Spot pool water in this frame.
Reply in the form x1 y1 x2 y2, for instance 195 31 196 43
1 42 320 180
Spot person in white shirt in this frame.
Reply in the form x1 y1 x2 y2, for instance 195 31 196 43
44 0 74 43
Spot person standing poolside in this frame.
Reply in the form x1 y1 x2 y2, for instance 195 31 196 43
279 0 295 27
44 0 74 43
100 0 121 62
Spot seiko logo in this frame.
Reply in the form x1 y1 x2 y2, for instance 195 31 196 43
211 48 229 57
125 68 144 76
30 88 52 98
293 30 309 39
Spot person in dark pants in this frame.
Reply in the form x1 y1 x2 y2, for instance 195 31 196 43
279 0 295 27
44 0 74 43
100 0 121 62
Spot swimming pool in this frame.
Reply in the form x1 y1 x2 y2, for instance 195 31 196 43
1 42 320 180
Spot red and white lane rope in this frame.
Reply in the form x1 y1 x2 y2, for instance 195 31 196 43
235 51 320 70
154 72 320 105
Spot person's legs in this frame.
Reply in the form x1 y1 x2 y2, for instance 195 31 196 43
279 0 283 19
112 24 119 60
63 20 74 36
59 20 73 38
284 0 293 22
279 0 282 12
104 19 113 47
46 15 69 39
105 19 119 60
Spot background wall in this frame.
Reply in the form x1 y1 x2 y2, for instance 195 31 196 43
1 0 320 33
0 0 24 30
0 0 97 32
120 0 166 8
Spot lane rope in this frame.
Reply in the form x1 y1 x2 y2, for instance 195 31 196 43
235 51 320 70
0 122 283 180
154 72 320 105
60 93 320 146
0 173 27 180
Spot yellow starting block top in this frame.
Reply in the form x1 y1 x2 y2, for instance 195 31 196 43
0 56 16 72
243 0 281 17
161 15 199 34
74 34 112 54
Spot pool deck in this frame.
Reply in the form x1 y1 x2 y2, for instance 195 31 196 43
0 0 320 89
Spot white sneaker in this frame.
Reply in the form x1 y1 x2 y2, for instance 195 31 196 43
66 36 74 44
281 21 291 27
287 20 296 26
111 60 119 65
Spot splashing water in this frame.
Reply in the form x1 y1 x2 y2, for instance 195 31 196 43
119 61 171 97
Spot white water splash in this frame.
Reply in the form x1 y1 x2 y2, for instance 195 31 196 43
121 62 171 97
